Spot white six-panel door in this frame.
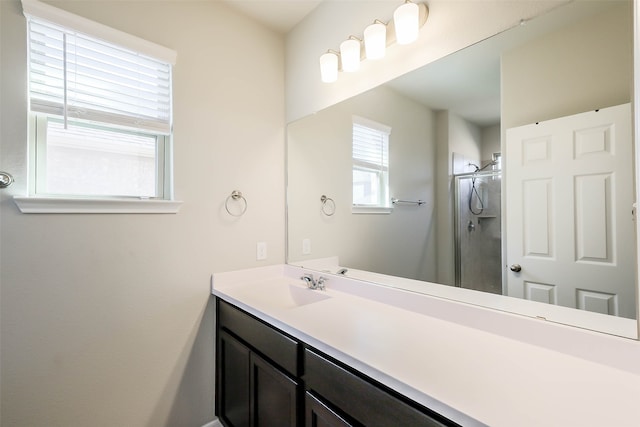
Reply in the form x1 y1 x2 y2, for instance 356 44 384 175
506 103 636 318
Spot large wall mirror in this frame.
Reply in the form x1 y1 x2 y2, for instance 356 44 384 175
287 0 637 338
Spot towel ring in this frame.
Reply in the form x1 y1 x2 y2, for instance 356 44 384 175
225 190 247 217
320 195 335 216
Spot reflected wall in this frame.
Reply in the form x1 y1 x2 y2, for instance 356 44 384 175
288 85 437 281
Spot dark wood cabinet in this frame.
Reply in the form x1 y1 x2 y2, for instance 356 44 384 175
218 330 251 427
251 351 299 426
304 349 455 427
218 299 299 376
215 298 457 427
305 392 356 427
216 300 301 427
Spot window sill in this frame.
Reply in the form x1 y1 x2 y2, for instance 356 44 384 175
352 206 393 215
13 196 183 214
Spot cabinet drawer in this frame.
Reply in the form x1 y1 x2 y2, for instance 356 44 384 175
218 299 299 376
304 349 454 427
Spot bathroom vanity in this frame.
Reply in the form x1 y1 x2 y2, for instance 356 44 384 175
216 299 452 426
212 265 640 426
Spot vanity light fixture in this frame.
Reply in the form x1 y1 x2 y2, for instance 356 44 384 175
319 1 428 82
340 36 362 72
364 20 387 59
393 0 420 44
319 50 339 83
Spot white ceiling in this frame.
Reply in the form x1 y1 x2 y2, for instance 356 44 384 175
222 0 323 33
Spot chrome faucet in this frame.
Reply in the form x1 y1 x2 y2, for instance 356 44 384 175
301 273 327 290
301 274 314 288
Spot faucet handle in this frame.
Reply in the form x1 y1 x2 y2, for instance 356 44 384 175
316 276 328 290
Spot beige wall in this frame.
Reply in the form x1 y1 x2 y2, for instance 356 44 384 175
502 1 633 130
0 0 285 426
481 125 501 165
288 85 437 281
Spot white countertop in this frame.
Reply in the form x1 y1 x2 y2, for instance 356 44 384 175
211 264 640 427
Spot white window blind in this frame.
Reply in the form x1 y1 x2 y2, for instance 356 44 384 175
27 18 172 134
353 122 389 172
353 116 391 172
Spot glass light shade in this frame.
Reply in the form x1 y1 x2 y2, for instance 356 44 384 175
319 52 338 83
340 38 361 72
364 22 386 60
393 2 419 45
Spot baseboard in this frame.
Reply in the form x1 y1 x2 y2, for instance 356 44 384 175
201 420 222 427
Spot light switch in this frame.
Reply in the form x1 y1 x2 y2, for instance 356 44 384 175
256 242 267 260
302 238 311 255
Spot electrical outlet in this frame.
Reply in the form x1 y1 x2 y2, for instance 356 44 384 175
302 238 311 255
256 242 267 260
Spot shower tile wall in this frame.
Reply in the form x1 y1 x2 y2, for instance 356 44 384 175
457 174 502 294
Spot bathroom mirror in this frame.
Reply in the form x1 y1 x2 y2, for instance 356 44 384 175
286 0 637 338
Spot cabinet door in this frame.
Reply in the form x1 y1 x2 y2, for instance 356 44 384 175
305 392 356 427
218 331 251 427
250 352 299 427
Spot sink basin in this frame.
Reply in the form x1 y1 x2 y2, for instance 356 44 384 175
227 281 332 310
286 284 331 307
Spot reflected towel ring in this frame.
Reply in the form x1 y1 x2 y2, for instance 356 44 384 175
225 190 247 217
320 195 335 216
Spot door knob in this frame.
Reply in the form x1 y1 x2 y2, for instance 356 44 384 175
510 264 522 272
0 172 13 188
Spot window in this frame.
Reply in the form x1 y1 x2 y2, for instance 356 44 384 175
352 116 391 213
22 3 177 210
35 118 166 198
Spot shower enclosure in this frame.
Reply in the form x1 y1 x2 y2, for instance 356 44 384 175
454 170 502 294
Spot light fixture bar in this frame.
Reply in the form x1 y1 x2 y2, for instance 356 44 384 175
318 1 429 83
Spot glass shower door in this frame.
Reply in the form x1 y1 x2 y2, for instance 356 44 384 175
454 171 503 294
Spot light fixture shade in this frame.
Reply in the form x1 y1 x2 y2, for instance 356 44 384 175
364 22 386 60
393 1 419 45
340 38 361 72
319 52 339 83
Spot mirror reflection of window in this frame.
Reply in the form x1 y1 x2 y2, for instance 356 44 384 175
352 116 391 209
